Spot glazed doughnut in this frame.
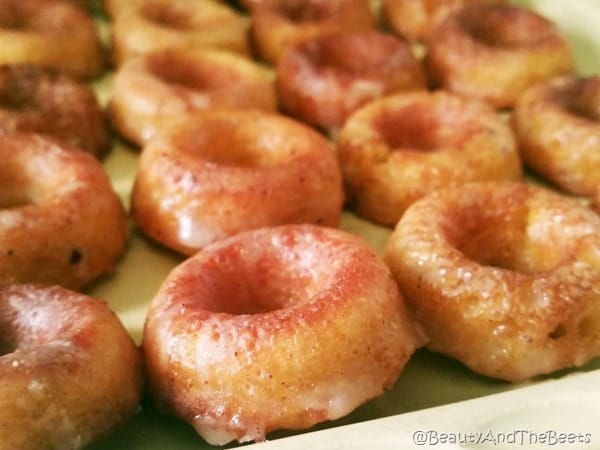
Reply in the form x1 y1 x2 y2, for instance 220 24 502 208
250 0 376 65
111 0 250 66
0 0 104 79
0 133 128 289
513 75 600 211
382 0 506 43
336 90 522 226
0 65 110 157
425 4 575 109
143 224 424 444
384 182 600 382
0 284 144 450
131 110 343 255
110 47 277 147
276 30 427 134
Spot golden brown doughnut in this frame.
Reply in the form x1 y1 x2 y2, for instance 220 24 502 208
111 0 250 66
0 133 128 289
336 90 522 226
0 284 144 450
276 30 427 134
385 182 600 381
425 4 575 108
144 224 424 444
250 0 376 65
110 47 277 147
131 110 344 255
0 0 104 79
0 65 110 157
382 0 507 42
513 75 600 211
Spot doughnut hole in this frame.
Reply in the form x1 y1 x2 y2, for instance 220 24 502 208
145 51 241 92
181 233 336 315
167 116 302 168
553 78 600 121
437 186 582 274
273 1 345 22
372 101 482 153
140 1 194 30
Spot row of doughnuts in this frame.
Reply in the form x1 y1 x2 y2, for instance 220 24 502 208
0 0 598 448
0 1 144 449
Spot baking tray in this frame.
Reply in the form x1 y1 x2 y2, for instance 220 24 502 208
85 0 600 448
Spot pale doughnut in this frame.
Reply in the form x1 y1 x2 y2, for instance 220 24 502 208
143 224 425 444
336 90 522 226
385 182 600 381
111 0 250 65
0 0 104 79
513 75 600 211
425 3 575 108
0 284 143 450
109 47 277 147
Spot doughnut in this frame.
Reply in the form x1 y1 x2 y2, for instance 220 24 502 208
131 110 343 255
513 75 600 212
0 284 144 450
0 65 110 157
250 0 376 65
0 0 104 79
111 0 250 66
382 0 507 43
384 181 600 381
143 224 425 444
276 30 427 134
0 133 128 289
425 4 575 109
336 90 522 226
110 47 277 147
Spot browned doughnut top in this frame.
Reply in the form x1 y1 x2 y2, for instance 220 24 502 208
0 65 110 157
